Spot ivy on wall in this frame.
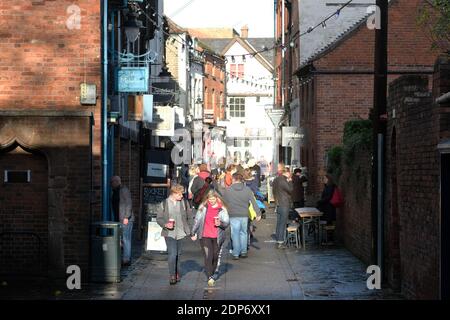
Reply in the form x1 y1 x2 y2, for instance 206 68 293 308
326 119 373 183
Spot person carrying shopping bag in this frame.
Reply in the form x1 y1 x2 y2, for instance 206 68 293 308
157 185 192 285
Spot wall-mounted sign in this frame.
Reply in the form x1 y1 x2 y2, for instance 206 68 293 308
152 106 175 137
80 83 97 105
116 67 149 92
147 163 168 178
282 126 305 147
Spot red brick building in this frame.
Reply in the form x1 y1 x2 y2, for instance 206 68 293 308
0 0 148 281
295 0 440 196
200 46 226 125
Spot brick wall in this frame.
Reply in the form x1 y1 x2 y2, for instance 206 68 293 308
166 37 180 82
302 0 439 197
386 75 440 299
204 54 226 124
0 0 100 281
338 150 373 265
0 146 48 275
314 75 373 194
0 115 92 280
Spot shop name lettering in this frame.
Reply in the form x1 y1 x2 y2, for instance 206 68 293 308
284 133 304 139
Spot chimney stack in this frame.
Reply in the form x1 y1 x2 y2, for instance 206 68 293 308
241 25 249 38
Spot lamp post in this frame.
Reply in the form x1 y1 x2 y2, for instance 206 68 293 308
193 95 203 163
124 11 144 43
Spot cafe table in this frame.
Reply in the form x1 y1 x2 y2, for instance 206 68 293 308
295 207 324 249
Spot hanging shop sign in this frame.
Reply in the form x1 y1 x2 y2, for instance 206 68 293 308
282 126 305 147
116 67 149 92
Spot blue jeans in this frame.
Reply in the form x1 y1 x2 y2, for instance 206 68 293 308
121 220 133 262
165 237 182 276
230 217 248 257
276 206 289 244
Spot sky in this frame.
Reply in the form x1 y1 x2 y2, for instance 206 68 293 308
163 0 275 38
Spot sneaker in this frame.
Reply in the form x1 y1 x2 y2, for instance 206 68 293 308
277 244 287 249
240 252 248 258
232 256 239 260
207 277 215 287
169 276 177 285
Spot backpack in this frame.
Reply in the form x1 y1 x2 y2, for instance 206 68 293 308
330 187 344 208
193 180 210 209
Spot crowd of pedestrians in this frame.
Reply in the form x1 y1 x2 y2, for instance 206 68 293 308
111 159 340 287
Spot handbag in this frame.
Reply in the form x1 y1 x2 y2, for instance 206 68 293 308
330 187 344 208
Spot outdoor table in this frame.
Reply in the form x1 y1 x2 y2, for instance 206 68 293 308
295 207 324 249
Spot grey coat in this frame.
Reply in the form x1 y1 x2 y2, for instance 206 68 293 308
217 183 260 218
272 175 294 207
156 198 192 238
191 205 230 247
119 186 134 222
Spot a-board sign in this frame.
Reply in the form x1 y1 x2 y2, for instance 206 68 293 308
143 186 168 204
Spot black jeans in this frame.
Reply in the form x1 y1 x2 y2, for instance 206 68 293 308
165 237 182 276
200 238 219 278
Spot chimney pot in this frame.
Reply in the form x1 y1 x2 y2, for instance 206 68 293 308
241 25 249 38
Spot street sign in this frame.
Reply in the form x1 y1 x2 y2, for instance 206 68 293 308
266 109 285 127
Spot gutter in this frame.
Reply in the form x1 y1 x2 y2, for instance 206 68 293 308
101 0 109 221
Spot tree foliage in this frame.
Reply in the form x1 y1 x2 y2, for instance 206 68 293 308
417 0 450 54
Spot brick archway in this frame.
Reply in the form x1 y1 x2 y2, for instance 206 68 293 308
0 114 92 280
0 141 48 276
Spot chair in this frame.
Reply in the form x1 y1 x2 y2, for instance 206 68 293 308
285 224 301 249
320 222 336 244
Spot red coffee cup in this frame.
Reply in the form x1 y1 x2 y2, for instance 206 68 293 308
168 218 175 230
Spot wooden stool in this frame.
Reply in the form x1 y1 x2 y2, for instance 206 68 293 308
286 224 301 248
321 223 336 244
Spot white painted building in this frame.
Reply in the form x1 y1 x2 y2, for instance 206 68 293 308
201 27 275 166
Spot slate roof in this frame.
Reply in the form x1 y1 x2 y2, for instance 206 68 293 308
201 37 275 65
299 0 391 68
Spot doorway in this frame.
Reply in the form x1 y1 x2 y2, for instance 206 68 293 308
0 144 48 277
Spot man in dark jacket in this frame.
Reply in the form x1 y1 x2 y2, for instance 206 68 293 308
217 173 261 259
272 166 293 249
111 176 134 266
292 168 308 208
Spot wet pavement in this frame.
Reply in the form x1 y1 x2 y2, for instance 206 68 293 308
0 206 403 300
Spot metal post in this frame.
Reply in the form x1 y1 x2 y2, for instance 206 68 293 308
101 0 109 221
371 0 388 278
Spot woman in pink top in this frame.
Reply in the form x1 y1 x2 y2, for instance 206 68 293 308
191 190 229 287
